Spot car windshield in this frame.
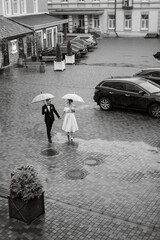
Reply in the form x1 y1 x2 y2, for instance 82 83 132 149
139 81 160 93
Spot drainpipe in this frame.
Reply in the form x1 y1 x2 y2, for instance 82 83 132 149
114 0 119 37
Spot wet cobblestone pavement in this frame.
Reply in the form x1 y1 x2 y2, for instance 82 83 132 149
0 38 160 239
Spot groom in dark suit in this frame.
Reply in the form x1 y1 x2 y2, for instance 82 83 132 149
42 99 60 143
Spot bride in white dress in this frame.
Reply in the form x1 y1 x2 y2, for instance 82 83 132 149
62 99 79 142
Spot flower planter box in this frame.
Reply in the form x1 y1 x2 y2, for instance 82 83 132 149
0 67 4 74
54 60 65 71
17 58 24 67
8 192 45 225
31 55 37 62
65 55 75 65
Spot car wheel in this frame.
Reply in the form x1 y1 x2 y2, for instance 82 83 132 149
99 97 112 111
149 104 160 118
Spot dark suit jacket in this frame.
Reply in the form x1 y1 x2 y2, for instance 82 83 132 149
42 104 60 123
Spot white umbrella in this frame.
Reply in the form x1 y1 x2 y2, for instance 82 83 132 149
32 93 55 103
62 93 84 103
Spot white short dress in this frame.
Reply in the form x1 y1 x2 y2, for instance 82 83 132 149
62 106 79 133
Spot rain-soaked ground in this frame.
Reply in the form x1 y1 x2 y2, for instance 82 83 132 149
0 37 160 240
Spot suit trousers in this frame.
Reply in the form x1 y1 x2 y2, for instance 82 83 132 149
45 119 54 140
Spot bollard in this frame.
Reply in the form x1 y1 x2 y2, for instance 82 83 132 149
40 62 45 73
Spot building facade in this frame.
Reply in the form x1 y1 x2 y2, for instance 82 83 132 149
48 0 160 37
0 0 68 67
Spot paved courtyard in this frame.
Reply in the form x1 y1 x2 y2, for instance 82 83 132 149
0 37 160 240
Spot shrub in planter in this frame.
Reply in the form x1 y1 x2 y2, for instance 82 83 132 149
55 43 62 62
8 165 45 224
65 40 75 65
67 40 72 56
54 43 65 71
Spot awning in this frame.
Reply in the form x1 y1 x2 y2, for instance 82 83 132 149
9 14 68 31
0 16 32 39
49 10 104 16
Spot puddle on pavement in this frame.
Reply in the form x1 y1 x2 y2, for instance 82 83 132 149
84 158 103 166
65 169 88 180
52 132 160 166
41 148 59 157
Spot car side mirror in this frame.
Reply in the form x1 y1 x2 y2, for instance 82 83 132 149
139 90 146 96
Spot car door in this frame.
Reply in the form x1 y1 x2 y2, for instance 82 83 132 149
108 82 129 107
125 83 149 110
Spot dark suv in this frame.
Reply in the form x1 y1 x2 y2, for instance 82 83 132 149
93 77 160 118
133 68 160 85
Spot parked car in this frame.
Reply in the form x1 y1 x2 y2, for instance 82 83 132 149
70 41 88 55
133 68 160 85
77 34 98 46
41 44 81 59
93 77 160 118
72 37 94 50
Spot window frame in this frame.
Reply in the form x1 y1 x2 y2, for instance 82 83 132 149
124 14 132 30
4 0 11 15
12 0 20 15
125 83 141 93
20 0 26 14
141 14 149 30
94 15 100 28
46 27 57 48
108 14 115 29
33 0 38 13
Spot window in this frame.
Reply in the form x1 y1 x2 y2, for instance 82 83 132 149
108 15 115 29
4 0 11 15
46 29 52 48
112 82 126 90
94 16 100 28
102 82 126 90
46 28 57 48
102 82 115 88
124 0 129 6
33 0 38 13
124 15 131 29
139 82 160 93
78 0 85 2
152 72 160 77
79 15 84 28
141 15 148 30
13 0 19 14
36 31 43 50
126 83 140 93
11 40 18 54
61 0 68 2
20 0 26 14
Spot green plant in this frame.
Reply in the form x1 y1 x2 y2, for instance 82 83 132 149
67 40 72 56
10 165 43 202
55 43 62 62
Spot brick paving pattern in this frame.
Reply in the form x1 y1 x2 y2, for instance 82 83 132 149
0 38 160 239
